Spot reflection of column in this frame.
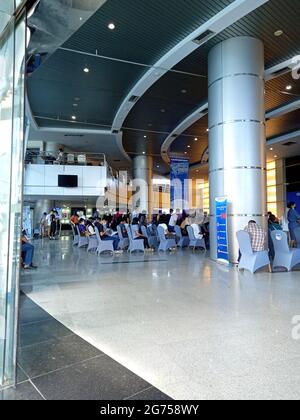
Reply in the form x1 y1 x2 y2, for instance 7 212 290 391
33 199 54 229
208 37 267 263
132 155 153 215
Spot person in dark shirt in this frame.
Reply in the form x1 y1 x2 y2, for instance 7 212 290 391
21 230 37 269
78 218 87 236
98 217 120 250
119 218 128 238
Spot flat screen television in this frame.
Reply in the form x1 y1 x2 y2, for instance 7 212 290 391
58 175 78 188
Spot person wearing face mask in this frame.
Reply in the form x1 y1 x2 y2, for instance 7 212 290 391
287 202 300 247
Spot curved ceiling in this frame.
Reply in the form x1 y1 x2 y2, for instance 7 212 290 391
27 0 300 175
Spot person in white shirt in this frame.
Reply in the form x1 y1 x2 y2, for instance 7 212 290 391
191 223 204 240
280 208 290 241
168 209 180 232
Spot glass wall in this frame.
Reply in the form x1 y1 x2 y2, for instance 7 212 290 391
0 3 26 388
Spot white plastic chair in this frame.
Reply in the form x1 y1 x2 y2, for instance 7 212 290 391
141 225 158 250
95 227 114 255
87 234 98 253
175 225 189 248
67 154 75 165
126 225 145 253
77 154 87 165
236 230 270 274
187 226 206 251
157 226 177 252
71 224 79 246
76 225 89 248
271 230 300 271
117 225 129 250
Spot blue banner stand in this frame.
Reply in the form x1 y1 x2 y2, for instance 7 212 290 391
216 197 229 265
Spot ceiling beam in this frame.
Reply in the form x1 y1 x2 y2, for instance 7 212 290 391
112 0 270 132
267 130 300 145
161 59 300 164
266 100 300 120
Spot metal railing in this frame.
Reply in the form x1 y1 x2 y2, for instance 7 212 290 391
25 150 107 167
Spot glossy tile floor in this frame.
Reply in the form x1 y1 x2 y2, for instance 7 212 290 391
20 236 300 400
0 293 170 400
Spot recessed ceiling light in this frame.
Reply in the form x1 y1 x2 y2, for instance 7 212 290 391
79 17 83 21
194 137 198 141
74 97 80 101
181 89 187 94
71 115 76 120
184 152 188 155
187 145 191 148
108 23 116 30
83 67 89 73
143 135 147 139
270 147 274 151
286 85 292 91
274 30 284 37
206 128 209 132
142 151 146 155
274 155 278 158
157 165 160 168
160 109 166 113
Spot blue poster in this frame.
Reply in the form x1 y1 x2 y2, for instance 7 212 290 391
170 158 189 209
216 197 229 263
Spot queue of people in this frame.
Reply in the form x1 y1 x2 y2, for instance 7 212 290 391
39 210 61 240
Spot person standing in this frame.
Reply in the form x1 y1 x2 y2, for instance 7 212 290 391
168 209 179 233
40 212 48 237
49 211 57 240
287 202 300 247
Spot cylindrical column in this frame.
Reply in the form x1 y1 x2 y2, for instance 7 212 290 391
132 155 153 215
33 199 54 229
208 37 267 263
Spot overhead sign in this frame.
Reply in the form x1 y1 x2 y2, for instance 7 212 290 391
216 197 229 263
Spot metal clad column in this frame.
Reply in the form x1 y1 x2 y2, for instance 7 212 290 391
132 155 153 215
208 37 267 263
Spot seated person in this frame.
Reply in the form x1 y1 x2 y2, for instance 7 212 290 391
132 217 150 248
70 213 79 226
78 218 87 236
86 218 96 236
168 209 179 233
191 223 204 240
244 220 266 252
158 222 176 240
55 148 64 165
21 231 37 269
119 218 128 237
99 217 120 250
94 217 102 233
268 214 282 231
180 214 190 237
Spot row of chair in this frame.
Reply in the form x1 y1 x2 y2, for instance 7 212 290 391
71 224 206 254
237 230 300 273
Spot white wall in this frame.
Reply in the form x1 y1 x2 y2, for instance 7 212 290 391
24 164 106 197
